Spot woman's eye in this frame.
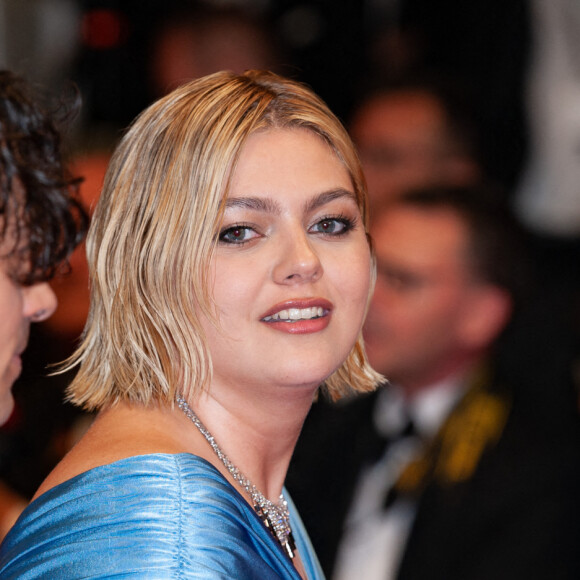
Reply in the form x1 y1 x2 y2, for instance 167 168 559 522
219 225 258 244
310 217 353 235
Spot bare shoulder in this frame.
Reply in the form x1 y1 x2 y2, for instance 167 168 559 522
33 403 191 500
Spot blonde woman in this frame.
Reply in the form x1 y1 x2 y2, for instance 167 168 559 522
0 70 381 579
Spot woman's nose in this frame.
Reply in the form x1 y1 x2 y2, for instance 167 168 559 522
272 232 323 285
23 281 58 322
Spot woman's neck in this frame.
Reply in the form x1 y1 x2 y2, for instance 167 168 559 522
183 382 316 500
35 380 317 506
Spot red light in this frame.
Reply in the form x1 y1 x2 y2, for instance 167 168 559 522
81 9 128 50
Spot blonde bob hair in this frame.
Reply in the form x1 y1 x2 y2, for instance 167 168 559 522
65 70 381 411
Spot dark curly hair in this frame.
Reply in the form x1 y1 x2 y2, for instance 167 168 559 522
0 70 88 284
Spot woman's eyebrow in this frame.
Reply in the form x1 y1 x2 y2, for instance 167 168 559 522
224 188 357 214
303 188 357 213
224 196 281 214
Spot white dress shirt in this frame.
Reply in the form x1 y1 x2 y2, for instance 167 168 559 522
333 377 464 580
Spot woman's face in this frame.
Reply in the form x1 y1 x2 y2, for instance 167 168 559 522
202 128 371 399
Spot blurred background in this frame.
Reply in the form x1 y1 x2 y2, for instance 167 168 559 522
0 0 531 190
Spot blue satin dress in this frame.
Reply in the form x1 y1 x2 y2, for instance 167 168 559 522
0 453 325 579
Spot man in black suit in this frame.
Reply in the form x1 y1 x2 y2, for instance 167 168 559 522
288 185 580 579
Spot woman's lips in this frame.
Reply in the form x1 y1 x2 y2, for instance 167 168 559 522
263 305 325 322
260 298 333 334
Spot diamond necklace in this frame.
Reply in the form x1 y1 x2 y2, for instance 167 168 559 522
176 395 297 559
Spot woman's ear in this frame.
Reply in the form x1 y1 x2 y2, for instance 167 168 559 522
457 285 513 350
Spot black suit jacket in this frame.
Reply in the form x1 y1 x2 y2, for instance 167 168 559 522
287 359 580 579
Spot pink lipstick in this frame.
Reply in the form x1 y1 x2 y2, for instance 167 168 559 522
260 298 332 334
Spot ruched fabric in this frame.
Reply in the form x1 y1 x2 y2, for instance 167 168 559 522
0 453 325 579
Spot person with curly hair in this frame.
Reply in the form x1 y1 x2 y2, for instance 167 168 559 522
0 70 87 426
